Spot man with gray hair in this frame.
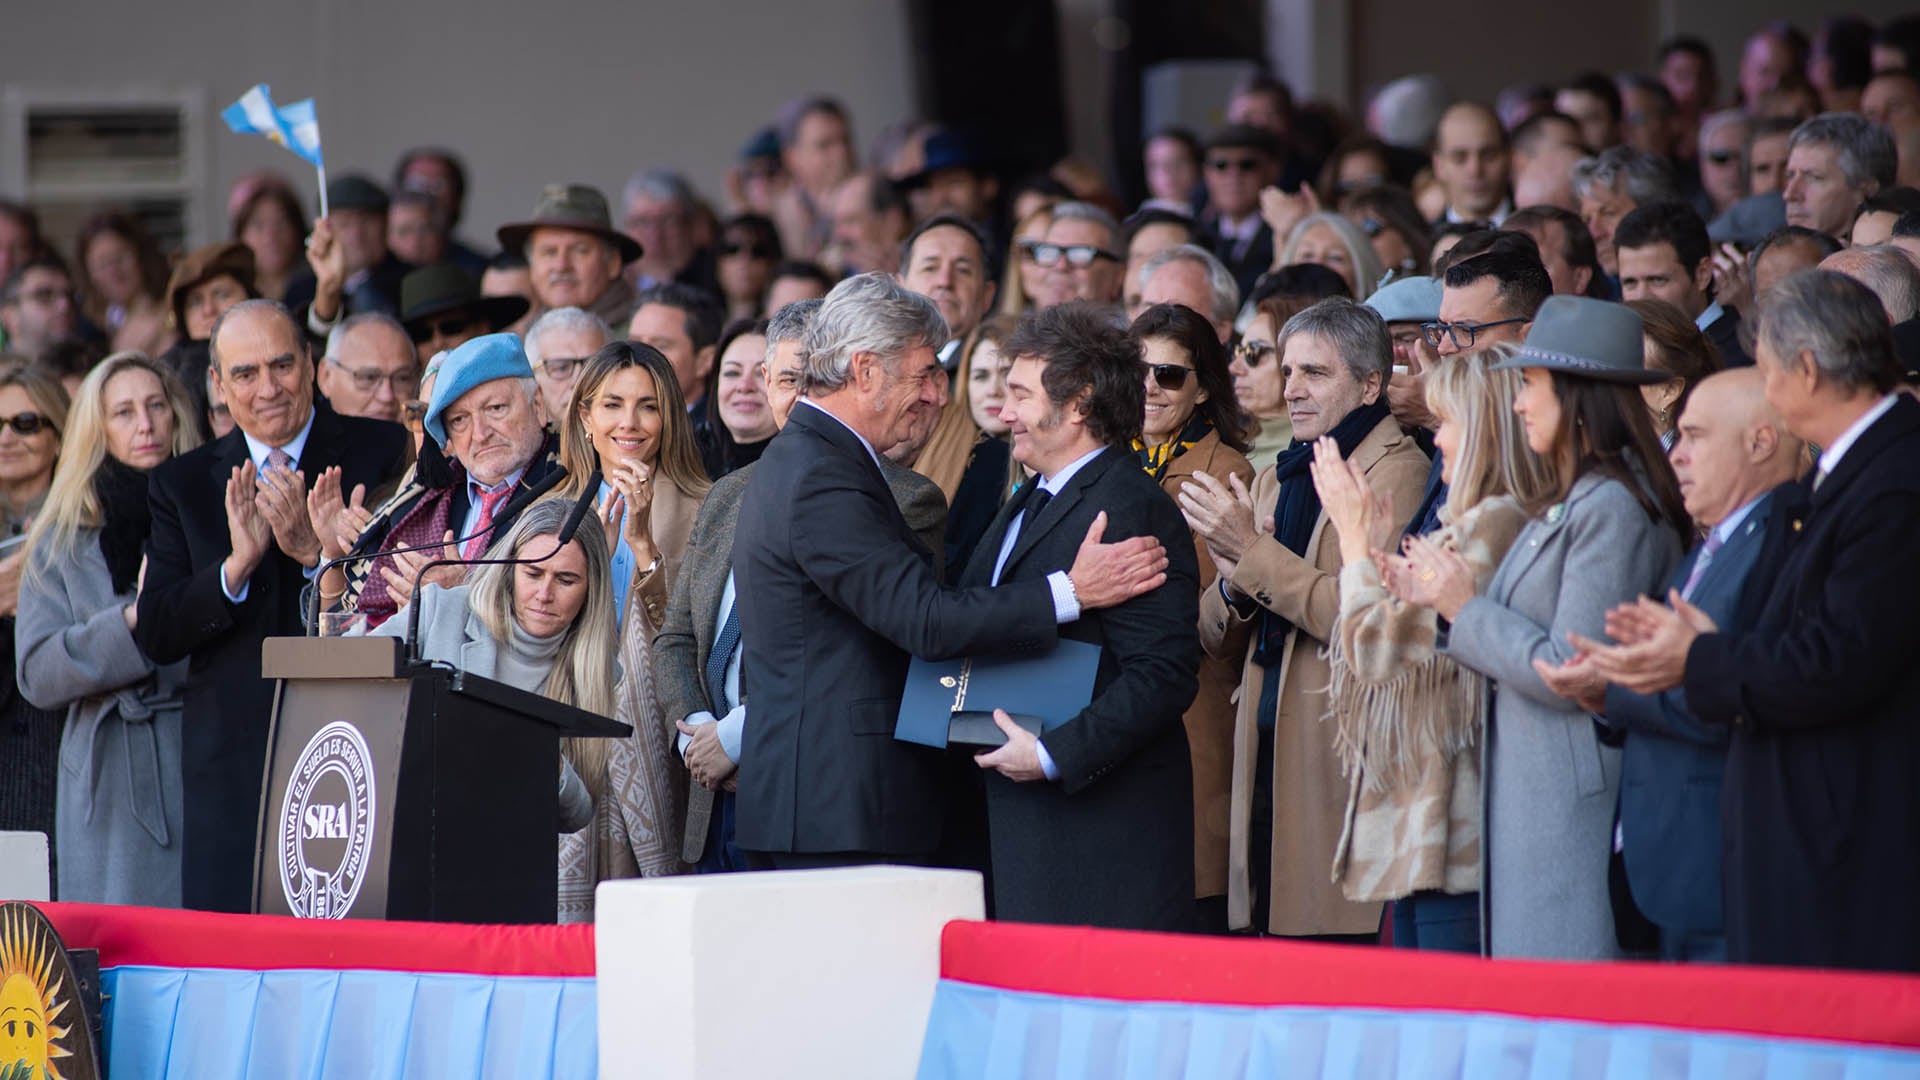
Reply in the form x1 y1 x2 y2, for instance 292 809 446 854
1784 113 1898 239
1180 296 1430 938
730 272 1170 870
523 306 610 428
1033 201 1127 310
1820 245 1920 322
1133 244 1241 342
1572 146 1680 277
656 296 945 872
621 168 716 293
318 311 418 425
1575 269 1920 972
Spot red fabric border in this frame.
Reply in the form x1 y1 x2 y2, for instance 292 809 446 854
940 920 1920 1050
31 902 596 977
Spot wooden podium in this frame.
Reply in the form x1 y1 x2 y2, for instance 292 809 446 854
253 636 630 924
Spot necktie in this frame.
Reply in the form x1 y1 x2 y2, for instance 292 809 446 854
1024 485 1053 523
1680 530 1724 601
706 597 741 712
266 448 293 473
464 484 515 559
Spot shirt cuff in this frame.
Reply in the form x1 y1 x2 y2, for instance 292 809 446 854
1046 571 1081 623
677 710 717 758
716 704 746 764
221 567 250 604
307 304 340 338
1035 739 1060 782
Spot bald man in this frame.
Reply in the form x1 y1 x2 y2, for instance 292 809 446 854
1538 367 1804 962
1823 245 1920 378
1433 103 1513 224
1513 142 1586 212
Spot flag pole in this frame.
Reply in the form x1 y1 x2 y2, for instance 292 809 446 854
317 162 330 219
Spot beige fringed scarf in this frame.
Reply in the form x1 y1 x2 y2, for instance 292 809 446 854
1323 496 1529 903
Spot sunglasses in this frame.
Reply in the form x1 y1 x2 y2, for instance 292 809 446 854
1232 340 1276 368
410 315 477 343
1705 149 1740 166
1026 242 1121 269
0 412 47 436
720 241 775 259
1207 156 1265 173
403 401 428 424
1145 363 1193 390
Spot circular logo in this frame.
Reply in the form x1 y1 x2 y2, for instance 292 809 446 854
278 720 377 919
0 902 101 1080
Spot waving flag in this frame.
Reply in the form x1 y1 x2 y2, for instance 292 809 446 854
221 84 324 168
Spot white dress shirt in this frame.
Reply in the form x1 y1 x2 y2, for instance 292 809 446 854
222 409 318 603
677 571 747 764
1816 393 1897 485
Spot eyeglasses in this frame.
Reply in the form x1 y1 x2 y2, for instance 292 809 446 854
1145 363 1193 390
330 360 420 396
1027 242 1121 269
0 413 47 436
538 356 583 380
1420 317 1529 350
720 241 775 259
410 315 476 343
1207 156 1265 173
1232 340 1276 367
1705 149 1741 166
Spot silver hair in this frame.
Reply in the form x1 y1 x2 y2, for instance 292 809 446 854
1821 245 1920 322
1788 112 1899 193
1370 74 1451 150
1698 108 1750 158
1571 147 1680 205
765 297 822 366
207 298 301 372
1276 296 1393 385
799 272 947 395
324 311 412 362
523 307 610 367
1280 213 1390 298
1756 269 1902 394
1138 244 1241 326
1048 201 1122 248
620 168 697 212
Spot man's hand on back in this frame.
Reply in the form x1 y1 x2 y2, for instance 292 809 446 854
1067 511 1168 610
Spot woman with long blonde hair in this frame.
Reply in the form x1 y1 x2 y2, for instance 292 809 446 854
556 340 711 918
17 352 199 904
1309 344 1557 952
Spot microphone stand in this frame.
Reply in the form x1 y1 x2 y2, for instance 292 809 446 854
305 464 569 635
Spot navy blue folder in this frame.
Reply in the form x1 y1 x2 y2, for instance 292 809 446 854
895 638 1103 749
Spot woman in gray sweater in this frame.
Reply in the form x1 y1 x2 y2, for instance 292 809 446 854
17 353 199 905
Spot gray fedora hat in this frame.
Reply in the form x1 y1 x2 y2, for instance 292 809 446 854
496 183 643 264
1491 295 1667 384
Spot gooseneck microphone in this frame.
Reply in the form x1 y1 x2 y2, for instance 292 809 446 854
304 464 568 635
402 471 601 664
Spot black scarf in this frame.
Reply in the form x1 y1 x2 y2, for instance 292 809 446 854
95 458 154 595
1253 398 1391 668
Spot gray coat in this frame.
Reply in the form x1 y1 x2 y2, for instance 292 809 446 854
1444 474 1682 959
16 531 185 906
370 583 593 831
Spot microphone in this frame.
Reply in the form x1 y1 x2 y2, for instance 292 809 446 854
305 464 569 635
404 472 601 663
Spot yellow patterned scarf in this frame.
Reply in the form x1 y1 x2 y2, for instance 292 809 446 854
1133 417 1211 480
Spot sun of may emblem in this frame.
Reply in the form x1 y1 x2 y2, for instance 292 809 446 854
0 905 73 1080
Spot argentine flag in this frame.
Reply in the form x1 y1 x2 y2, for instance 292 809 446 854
222 84 323 168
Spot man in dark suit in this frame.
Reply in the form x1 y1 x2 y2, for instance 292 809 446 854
731 273 1169 870
287 175 414 339
1200 125 1282 301
135 299 407 912
1615 200 1751 366
963 303 1201 931
1546 368 1803 961
1581 270 1920 972
655 299 946 871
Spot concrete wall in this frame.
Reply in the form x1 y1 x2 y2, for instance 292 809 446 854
3 0 916 248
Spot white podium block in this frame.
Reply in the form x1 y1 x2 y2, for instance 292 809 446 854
595 866 983 1080
0 832 50 902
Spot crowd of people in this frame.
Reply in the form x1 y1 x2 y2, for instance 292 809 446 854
2 12 1919 974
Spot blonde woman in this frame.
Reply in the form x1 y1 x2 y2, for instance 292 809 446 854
556 341 711 918
17 353 198 904
1277 212 1387 299
998 207 1054 315
0 366 69 855
1308 344 1555 953
370 497 612 839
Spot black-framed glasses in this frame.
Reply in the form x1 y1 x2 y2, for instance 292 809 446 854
1145 363 1193 390
538 356 583 380
409 315 477 343
1207 156 1265 173
1029 242 1120 269
1231 340 1276 368
1705 149 1740 166
0 412 47 436
1420 317 1528 350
